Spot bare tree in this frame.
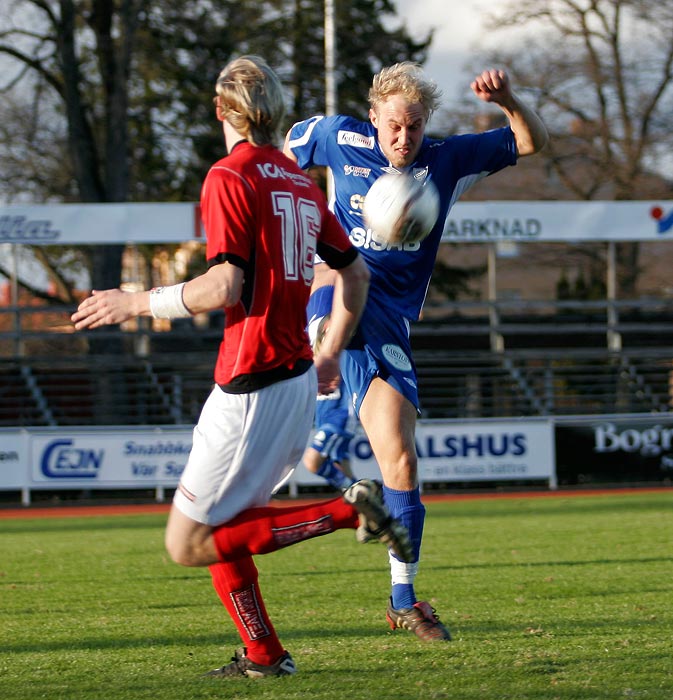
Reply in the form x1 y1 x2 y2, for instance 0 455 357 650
458 0 673 294
1 0 142 203
0 0 146 297
1 0 431 299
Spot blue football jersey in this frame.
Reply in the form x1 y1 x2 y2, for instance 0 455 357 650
287 115 517 320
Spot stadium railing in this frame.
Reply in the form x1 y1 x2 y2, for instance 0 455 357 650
1 298 672 427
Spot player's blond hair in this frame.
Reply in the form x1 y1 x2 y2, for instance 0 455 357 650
368 62 442 119
214 55 285 146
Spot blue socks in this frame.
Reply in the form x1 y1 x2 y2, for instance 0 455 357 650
383 485 425 610
316 459 354 490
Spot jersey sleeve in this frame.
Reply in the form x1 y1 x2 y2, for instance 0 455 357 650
454 127 517 176
432 127 518 204
317 207 358 270
200 165 255 268
286 115 332 169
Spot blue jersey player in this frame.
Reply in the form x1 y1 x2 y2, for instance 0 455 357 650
302 266 357 491
284 64 548 642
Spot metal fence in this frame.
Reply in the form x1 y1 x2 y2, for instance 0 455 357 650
2 299 672 427
2 348 671 429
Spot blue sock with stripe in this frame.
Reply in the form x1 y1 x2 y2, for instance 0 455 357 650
383 485 425 610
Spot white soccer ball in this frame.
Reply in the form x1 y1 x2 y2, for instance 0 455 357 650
363 173 440 246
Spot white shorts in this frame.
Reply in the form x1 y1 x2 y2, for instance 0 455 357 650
173 367 317 526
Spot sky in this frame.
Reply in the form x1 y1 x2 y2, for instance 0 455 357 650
392 0 488 102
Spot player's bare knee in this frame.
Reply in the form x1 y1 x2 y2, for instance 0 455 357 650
167 544 199 567
164 535 183 565
165 534 200 567
381 450 418 489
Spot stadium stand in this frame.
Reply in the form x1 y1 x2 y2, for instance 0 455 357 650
2 301 672 427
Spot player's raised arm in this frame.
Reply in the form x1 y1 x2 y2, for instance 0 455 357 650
471 69 548 157
71 262 243 331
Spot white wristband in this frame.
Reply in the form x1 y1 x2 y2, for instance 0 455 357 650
149 283 192 319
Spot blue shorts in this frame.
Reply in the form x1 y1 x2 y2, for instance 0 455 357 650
341 296 419 417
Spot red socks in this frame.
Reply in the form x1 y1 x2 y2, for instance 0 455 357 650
208 496 358 666
211 496 358 560
209 558 284 666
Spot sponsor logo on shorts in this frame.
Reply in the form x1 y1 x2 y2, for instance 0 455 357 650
230 586 270 640
337 131 375 149
382 344 412 371
271 515 334 547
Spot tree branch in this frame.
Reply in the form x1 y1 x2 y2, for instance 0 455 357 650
0 43 63 94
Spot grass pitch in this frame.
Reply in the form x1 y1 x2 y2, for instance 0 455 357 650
1 490 673 699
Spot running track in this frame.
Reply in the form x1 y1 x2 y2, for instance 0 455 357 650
0 487 669 520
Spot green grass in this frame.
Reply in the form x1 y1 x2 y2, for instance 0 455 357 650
2 491 673 699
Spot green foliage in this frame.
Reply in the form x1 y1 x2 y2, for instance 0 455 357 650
431 258 486 302
0 0 431 299
2 491 673 699
283 0 432 123
556 268 606 301
1 0 431 205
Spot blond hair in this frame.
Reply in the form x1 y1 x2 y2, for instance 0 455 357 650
368 62 442 119
215 55 285 146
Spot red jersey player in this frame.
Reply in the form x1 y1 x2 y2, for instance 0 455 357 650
72 55 412 679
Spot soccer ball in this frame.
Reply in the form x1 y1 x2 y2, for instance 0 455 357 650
363 173 440 246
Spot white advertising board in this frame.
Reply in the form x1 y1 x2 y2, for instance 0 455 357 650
0 202 203 245
0 430 29 489
1 420 555 499
442 200 673 243
293 419 555 487
2 200 673 245
414 420 554 483
29 429 193 489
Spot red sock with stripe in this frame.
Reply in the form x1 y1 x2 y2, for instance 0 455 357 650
209 558 284 667
211 496 357 560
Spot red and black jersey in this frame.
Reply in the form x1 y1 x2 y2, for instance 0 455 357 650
200 142 356 391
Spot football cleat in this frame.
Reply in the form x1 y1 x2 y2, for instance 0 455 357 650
343 479 413 562
386 598 452 642
350 479 385 544
203 647 297 679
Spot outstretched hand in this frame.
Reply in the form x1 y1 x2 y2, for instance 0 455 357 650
471 69 513 105
71 289 137 330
